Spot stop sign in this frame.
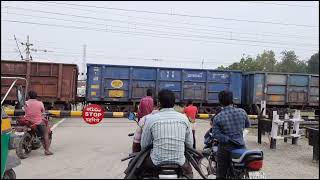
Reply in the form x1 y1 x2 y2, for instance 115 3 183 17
82 104 105 125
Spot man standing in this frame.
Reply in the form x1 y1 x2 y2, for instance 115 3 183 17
137 89 154 122
184 100 198 149
141 89 193 178
132 100 159 153
212 90 250 179
24 91 53 156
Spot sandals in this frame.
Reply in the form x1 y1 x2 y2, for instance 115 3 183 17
45 151 54 156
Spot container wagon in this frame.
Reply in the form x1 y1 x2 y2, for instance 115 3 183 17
85 64 242 113
1 60 78 110
242 72 319 115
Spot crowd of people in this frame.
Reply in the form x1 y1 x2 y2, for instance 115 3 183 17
129 88 250 179
21 88 250 179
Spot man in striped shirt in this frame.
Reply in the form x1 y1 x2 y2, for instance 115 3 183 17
140 89 194 178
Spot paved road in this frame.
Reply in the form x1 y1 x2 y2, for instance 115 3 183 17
11 118 319 179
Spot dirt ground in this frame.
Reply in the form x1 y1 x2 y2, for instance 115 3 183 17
12 118 319 179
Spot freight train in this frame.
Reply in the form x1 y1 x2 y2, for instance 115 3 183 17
1 60 78 110
1 60 319 115
85 64 319 115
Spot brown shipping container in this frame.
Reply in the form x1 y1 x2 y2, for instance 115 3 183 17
1 60 78 107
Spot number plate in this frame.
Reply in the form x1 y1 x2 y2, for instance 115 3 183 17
15 132 25 136
248 171 266 179
109 90 124 98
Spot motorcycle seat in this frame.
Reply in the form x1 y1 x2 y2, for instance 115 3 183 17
231 149 263 163
157 164 181 170
157 164 182 176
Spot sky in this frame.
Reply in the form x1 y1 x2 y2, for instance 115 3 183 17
1 1 319 78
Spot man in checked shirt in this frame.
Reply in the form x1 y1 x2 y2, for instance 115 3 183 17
140 89 194 178
212 90 250 179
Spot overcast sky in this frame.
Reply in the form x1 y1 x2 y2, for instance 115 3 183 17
1 1 319 75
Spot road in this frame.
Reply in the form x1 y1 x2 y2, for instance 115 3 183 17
11 118 319 179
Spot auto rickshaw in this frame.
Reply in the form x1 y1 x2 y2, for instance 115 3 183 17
1 77 27 179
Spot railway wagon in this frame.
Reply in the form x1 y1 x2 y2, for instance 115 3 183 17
1 60 78 110
86 64 242 113
242 72 319 115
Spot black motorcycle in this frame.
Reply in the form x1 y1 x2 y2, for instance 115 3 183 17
123 112 209 179
201 129 266 179
13 112 53 159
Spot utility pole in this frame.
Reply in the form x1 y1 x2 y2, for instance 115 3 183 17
20 35 33 61
14 35 51 61
14 35 23 60
201 59 204 69
82 44 87 80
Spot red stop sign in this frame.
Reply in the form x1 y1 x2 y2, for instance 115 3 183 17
82 104 105 125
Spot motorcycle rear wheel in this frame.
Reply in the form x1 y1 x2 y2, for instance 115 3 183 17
16 133 32 159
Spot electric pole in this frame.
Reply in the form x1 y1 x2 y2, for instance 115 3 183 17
81 44 87 80
201 59 204 69
15 35 50 61
20 35 33 61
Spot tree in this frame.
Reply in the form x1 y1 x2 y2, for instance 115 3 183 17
216 65 227 70
307 52 319 74
218 50 314 73
255 50 277 72
225 56 258 72
277 50 307 73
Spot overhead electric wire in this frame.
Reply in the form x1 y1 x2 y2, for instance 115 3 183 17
3 19 318 52
1 43 237 64
4 4 319 40
40 1 318 28
25 1 319 39
240 1 318 8
2 49 234 65
2 11 318 47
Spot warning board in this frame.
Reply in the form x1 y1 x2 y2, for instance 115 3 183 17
82 104 104 125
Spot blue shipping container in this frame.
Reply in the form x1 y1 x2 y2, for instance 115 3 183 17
243 72 319 106
86 64 242 104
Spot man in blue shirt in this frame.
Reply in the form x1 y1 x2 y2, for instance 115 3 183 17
212 90 250 179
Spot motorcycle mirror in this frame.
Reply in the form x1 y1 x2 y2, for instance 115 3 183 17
128 112 136 121
16 85 25 109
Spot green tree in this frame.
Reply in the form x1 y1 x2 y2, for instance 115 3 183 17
225 56 258 72
216 65 227 70
277 50 307 73
255 50 277 72
307 52 319 74
218 50 314 73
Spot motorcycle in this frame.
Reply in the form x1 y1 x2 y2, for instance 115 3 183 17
2 155 21 179
121 151 189 179
1 77 26 179
122 112 208 179
13 112 53 159
201 128 266 179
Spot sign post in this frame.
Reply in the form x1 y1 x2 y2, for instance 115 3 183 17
82 104 104 125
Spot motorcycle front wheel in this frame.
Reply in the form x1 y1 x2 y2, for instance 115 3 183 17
2 169 16 179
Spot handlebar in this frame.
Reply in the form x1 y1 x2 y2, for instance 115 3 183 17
121 152 138 161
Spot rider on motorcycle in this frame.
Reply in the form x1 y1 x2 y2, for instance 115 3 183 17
140 89 194 178
132 99 159 153
23 91 53 156
211 90 250 179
